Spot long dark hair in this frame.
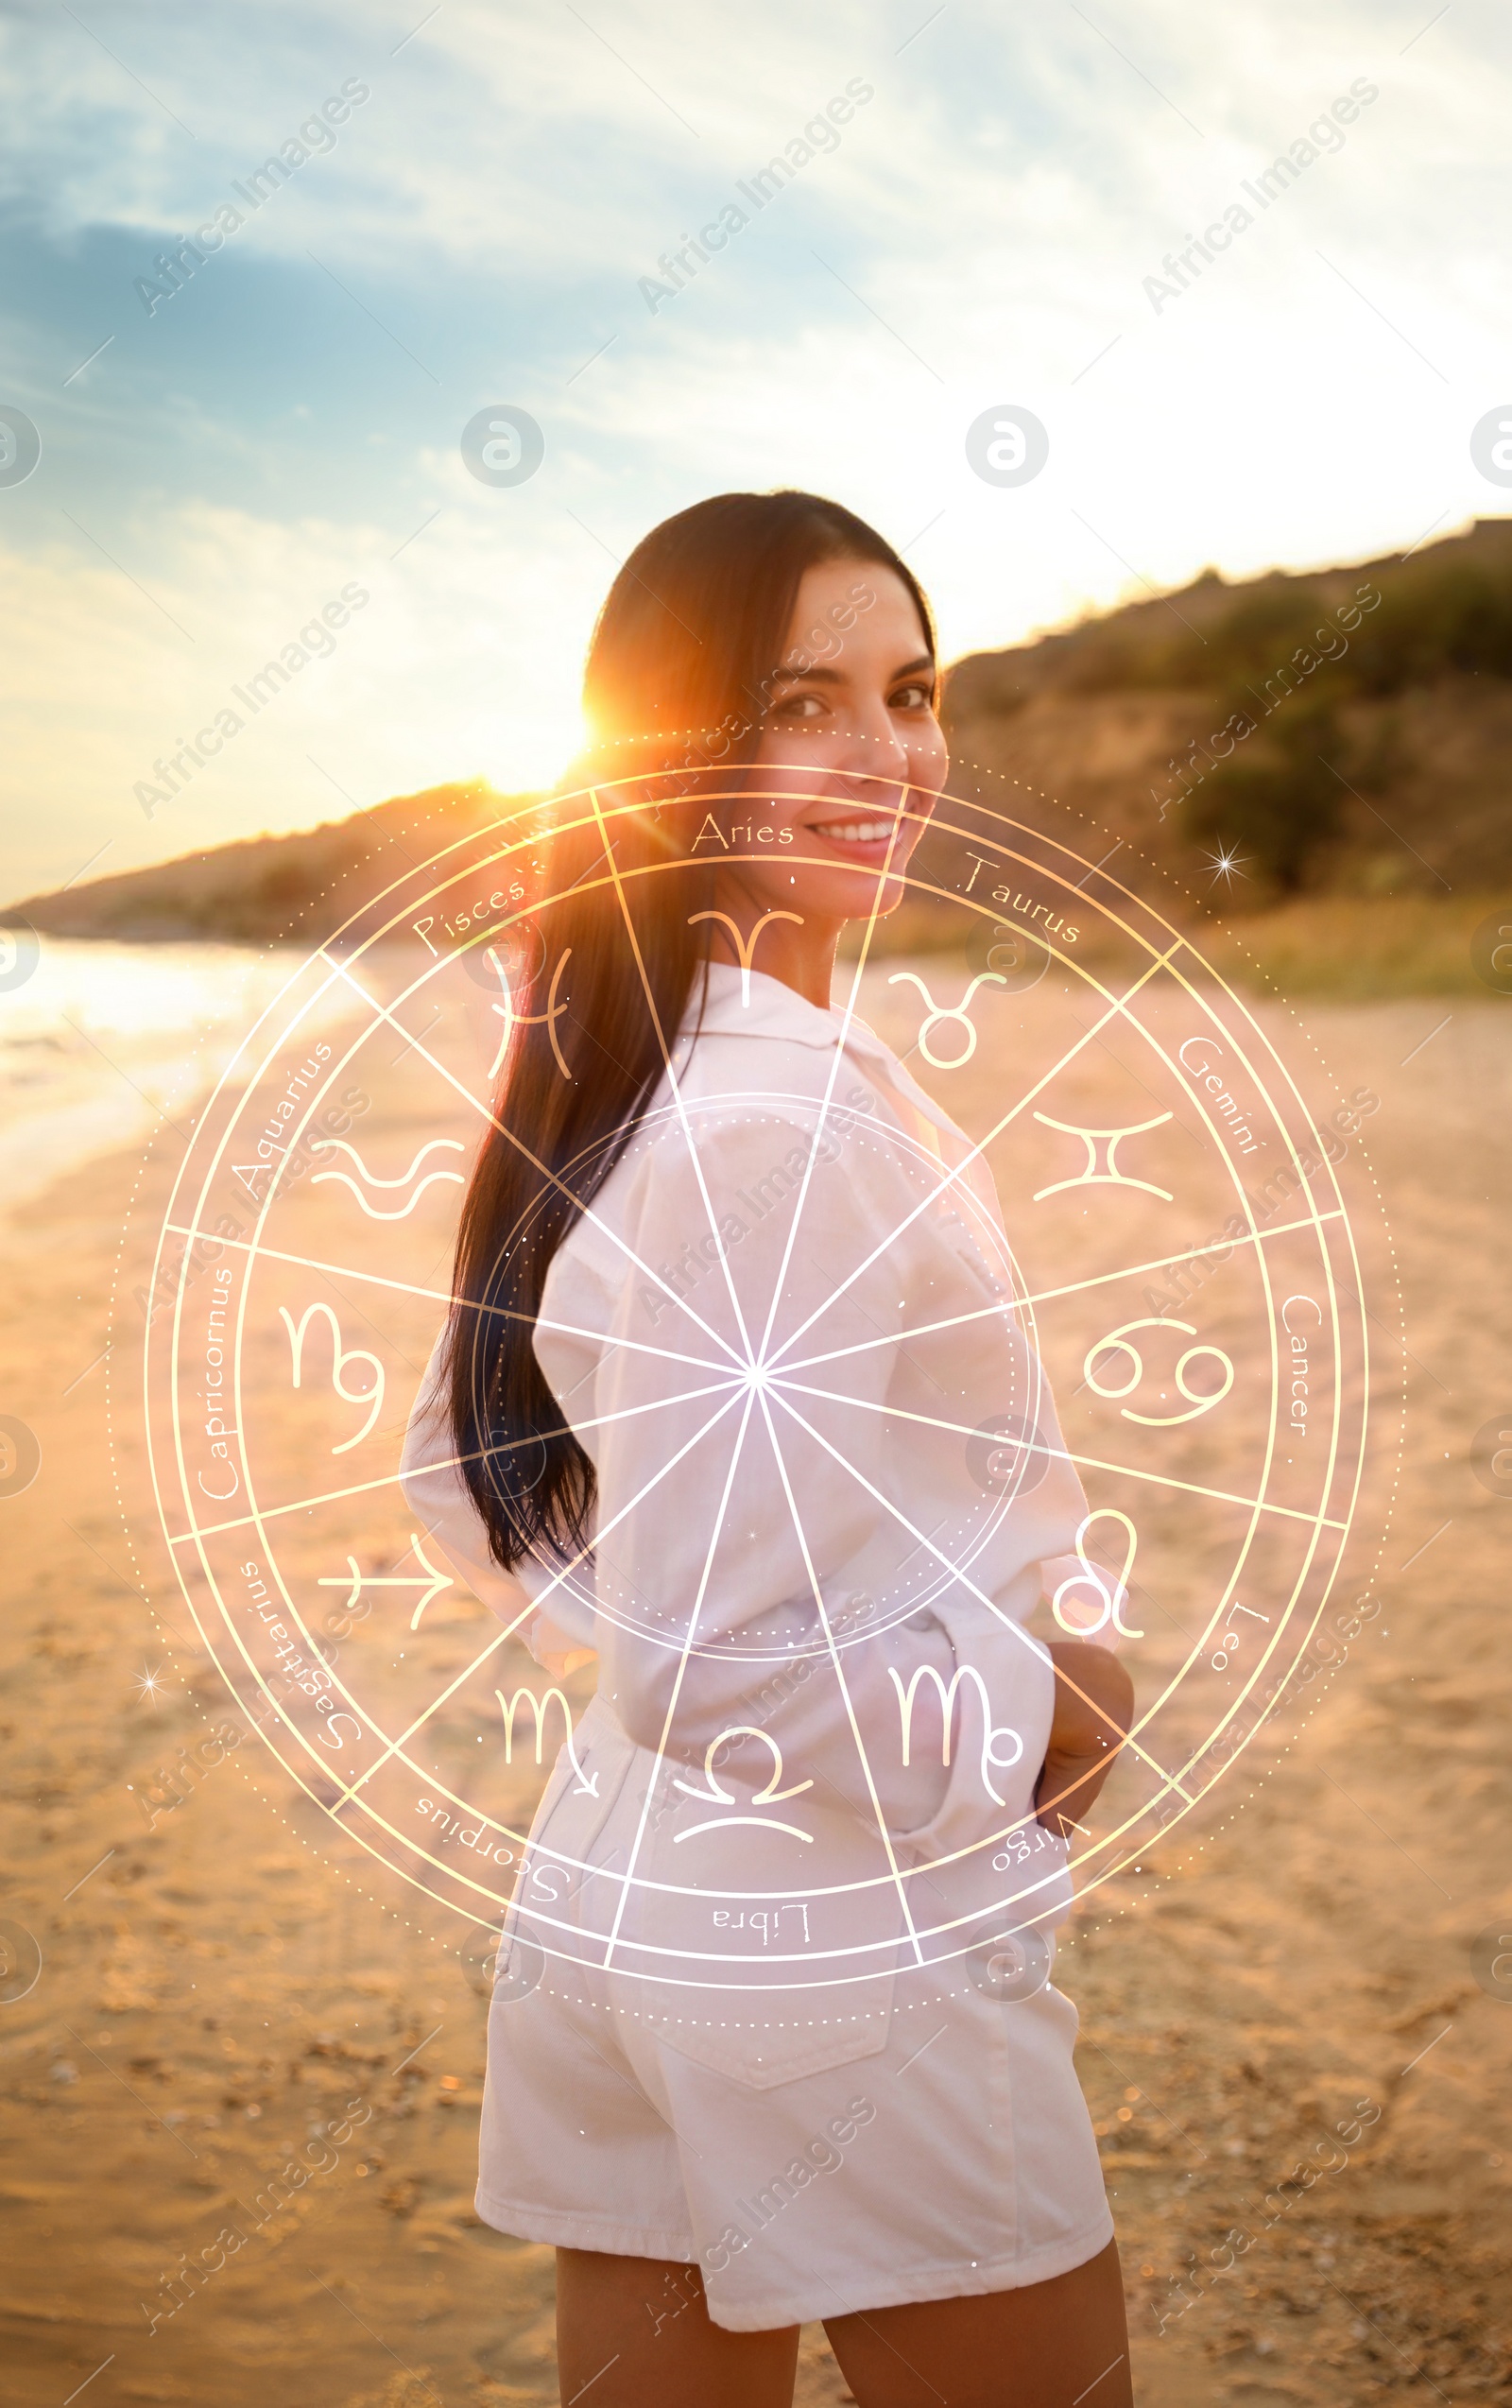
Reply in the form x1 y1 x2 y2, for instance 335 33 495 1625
446 490 936 1573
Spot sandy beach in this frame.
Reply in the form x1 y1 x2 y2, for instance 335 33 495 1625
1 957 1509 2407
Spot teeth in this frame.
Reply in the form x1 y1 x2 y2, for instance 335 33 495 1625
811 819 898 845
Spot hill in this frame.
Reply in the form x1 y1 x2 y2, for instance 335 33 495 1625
940 513 1512 900
8 516 1511 955
4 782 522 945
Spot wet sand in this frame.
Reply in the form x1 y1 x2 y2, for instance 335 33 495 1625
1 990 1509 2405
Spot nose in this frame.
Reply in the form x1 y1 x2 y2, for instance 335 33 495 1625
820 698 910 799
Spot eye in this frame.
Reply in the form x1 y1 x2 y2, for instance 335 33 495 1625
771 691 827 721
889 680 935 712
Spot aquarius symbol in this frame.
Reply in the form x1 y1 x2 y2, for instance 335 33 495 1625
495 1685 598 1794
318 1531 453 1630
1031 1111 1174 1202
1051 1509 1143 1639
672 1726 814 1842
687 909 804 1006
487 944 573 1080
1083 1316 1235 1427
311 1138 464 1220
887 1661 1024 1804
887 970 1005 1068
278 1301 384 1453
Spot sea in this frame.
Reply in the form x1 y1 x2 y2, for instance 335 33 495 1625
0 937 311 1223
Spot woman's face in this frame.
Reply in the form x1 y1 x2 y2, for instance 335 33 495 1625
707 558 948 928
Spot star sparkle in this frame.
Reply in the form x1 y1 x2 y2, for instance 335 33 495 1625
1200 844 1251 886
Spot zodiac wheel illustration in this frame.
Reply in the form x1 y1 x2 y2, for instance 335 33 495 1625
137 777 1384 2000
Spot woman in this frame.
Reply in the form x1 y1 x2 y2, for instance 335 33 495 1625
403 490 1135 2406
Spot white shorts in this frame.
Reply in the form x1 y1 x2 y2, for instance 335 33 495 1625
475 1936 1112 2332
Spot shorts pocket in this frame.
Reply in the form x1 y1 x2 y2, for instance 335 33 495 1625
641 1977 896 2090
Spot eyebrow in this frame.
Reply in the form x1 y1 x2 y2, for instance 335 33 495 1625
766 651 936 689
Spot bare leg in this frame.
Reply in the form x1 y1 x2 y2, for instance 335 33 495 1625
822 2239 1132 2408
555 2247 799 2408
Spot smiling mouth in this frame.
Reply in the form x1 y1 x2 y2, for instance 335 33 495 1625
807 817 902 848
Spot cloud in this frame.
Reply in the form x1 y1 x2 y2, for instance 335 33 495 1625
1 0 1507 902
0 491 592 903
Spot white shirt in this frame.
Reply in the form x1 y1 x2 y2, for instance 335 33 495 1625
402 962 1093 2001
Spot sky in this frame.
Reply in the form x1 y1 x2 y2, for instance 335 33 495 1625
1 0 1509 906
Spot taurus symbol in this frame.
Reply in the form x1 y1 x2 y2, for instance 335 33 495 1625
1031 1111 1174 1202
688 909 804 1006
888 970 1006 1069
487 945 573 1080
311 1138 464 1220
672 1726 813 1842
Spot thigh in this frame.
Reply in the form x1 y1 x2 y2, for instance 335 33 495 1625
555 2246 799 2408
822 2239 1131 2408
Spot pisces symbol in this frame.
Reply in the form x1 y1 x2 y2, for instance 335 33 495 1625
487 945 573 1080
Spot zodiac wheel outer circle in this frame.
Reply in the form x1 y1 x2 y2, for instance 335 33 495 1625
132 781 1389 1998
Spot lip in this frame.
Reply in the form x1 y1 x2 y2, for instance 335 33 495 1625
799 812 910 869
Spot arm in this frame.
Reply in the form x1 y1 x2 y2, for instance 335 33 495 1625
1034 1642 1135 1837
398 1329 598 1672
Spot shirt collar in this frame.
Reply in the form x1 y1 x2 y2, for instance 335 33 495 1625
689 960 892 1060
